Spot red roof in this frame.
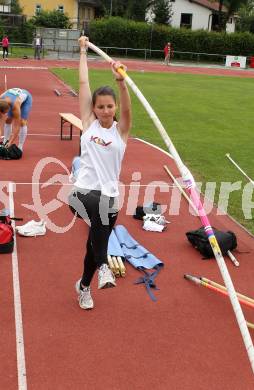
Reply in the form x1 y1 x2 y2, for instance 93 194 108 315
189 0 228 12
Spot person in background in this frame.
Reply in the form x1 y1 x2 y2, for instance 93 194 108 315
0 88 33 151
33 34 43 60
68 36 132 310
2 36 9 61
164 42 173 66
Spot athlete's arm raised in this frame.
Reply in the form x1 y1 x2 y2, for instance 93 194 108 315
78 36 96 131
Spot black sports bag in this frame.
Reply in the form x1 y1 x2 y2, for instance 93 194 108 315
7 144 23 159
186 226 237 259
0 144 22 160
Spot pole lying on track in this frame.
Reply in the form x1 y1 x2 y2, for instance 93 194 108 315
226 153 254 187
201 277 254 305
185 274 254 329
247 321 254 330
227 250 240 267
87 41 254 372
187 274 254 309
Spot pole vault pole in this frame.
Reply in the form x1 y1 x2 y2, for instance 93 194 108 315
163 165 239 267
201 276 254 305
185 274 254 309
185 274 254 329
226 153 254 186
87 41 254 372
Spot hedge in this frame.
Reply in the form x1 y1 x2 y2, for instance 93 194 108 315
89 17 254 58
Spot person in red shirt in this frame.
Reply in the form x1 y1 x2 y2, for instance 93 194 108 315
2 36 9 61
164 42 173 66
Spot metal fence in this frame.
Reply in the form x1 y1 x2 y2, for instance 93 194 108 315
36 27 80 52
82 46 253 66
1 42 253 66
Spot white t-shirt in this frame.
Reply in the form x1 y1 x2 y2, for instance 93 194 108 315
75 119 126 197
6 88 28 104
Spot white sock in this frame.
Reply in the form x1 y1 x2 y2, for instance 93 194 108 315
18 125 28 151
4 124 12 143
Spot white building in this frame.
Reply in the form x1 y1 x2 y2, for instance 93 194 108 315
147 0 236 33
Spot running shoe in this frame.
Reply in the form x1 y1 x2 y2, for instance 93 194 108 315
98 264 116 289
75 279 94 310
16 220 46 237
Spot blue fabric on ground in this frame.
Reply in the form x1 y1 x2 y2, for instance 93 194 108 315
107 228 124 257
114 225 163 269
108 225 164 301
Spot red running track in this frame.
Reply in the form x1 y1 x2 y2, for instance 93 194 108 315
0 62 254 389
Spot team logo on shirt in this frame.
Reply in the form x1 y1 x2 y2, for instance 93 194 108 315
90 135 112 147
9 88 22 96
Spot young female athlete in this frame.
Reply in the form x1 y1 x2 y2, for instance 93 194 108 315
69 36 132 310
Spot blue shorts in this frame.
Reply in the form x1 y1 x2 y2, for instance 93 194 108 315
7 90 33 120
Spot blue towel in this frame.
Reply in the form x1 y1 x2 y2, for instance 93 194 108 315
107 228 124 258
108 225 164 301
114 225 163 269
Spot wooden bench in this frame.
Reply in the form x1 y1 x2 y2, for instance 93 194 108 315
59 113 83 141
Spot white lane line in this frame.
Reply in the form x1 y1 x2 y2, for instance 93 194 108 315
0 66 48 70
8 182 27 390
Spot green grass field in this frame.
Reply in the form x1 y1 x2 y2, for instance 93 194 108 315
7 47 47 58
52 68 254 233
9 47 34 58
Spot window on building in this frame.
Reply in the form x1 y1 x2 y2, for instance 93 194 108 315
0 5 11 13
228 17 233 24
58 5 64 13
87 8 91 19
180 13 192 29
35 4 42 15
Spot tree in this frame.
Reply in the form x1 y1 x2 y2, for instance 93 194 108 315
237 14 254 31
126 0 149 21
112 0 126 17
239 0 254 15
98 0 125 17
11 0 23 14
97 0 170 22
236 0 254 31
149 0 172 25
98 0 149 19
32 10 72 29
218 0 248 30
95 1 107 17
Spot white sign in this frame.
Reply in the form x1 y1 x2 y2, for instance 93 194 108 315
59 31 67 38
225 56 246 69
